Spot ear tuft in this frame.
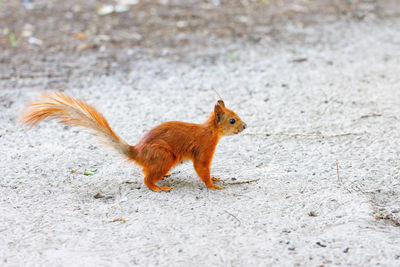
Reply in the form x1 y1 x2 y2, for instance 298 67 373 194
217 100 225 107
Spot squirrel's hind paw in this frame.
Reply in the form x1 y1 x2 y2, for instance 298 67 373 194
148 185 173 192
159 186 173 192
208 184 224 190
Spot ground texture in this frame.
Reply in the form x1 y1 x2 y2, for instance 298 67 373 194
1 0 400 266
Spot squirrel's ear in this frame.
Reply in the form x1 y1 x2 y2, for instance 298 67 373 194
217 100 225 108
214 103 224 123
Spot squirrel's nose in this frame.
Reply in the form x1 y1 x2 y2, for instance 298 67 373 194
242 123 247 130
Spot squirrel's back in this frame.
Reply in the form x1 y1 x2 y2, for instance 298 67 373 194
134 121 218 163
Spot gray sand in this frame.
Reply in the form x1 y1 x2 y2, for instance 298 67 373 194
1 17 400 266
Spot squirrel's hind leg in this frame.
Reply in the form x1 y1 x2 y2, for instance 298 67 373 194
143 168 173 192
142 147 175 192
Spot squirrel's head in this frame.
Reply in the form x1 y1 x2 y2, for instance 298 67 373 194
213 100 247 136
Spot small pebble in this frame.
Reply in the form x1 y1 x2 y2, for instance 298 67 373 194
94 193 104 199
308 211 317 217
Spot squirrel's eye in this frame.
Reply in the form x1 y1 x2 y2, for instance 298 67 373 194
229 118 236 124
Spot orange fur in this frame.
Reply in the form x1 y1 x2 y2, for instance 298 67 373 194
21 93 247 192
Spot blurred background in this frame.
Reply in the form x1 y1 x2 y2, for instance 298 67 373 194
1 0 399 87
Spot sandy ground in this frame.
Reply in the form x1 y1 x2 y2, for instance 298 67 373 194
1 1 400 266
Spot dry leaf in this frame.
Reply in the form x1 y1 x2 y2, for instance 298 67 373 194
109 217 128 223
74 33 87 40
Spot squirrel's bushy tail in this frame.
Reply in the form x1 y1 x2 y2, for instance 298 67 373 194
21 92 132 157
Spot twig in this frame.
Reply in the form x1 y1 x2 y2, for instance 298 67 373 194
360 113 382 119
336 160 341 185
241 132 360 138
224 210 241 226
335 161 353 193
108 217 128 223
227 178 260 185
212 87 223 100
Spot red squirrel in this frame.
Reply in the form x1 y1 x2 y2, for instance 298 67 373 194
22 92 247 192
